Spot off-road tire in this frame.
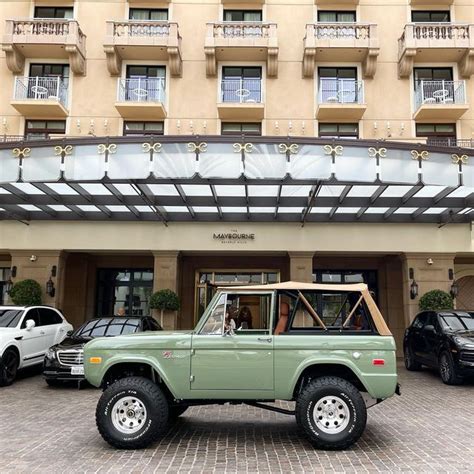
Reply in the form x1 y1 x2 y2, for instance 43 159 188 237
96 376 169 449
439 351 463 385
295 376 367 450
169 406 188 420
404 345 422 371
0 348 19 387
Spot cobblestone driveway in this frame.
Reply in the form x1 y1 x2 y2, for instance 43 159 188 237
0 364 472 473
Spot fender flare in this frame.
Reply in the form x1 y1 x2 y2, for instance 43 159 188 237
290 357 370 395
99 355 178 398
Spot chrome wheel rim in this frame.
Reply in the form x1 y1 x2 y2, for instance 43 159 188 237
440 355 450 381
313 396 350 434
111 396 147 434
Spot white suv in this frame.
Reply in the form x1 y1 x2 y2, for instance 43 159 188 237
0 306 73 386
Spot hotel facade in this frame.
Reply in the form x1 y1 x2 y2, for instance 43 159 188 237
1 0 474 351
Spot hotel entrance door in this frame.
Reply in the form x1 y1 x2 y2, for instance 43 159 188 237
195 270 279 323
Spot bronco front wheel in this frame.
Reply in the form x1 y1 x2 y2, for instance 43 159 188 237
295 376 367 450
96 376 169 449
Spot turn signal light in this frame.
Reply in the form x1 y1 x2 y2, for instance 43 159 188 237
372 359 385 366
89 357 102 364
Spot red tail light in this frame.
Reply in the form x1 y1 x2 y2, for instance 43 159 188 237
372 359 385 366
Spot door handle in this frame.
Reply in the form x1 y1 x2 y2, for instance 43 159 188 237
257 337 272 343
40 331 45 335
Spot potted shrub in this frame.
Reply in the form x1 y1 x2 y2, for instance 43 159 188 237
149 289 180 328
419 289 453 311
9 279 42 306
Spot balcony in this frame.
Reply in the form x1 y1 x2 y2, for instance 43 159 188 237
398 23 474 78
316 78 366 120
115 78 167 119
104 21 182 77
303 23 379 78
205 22 278 77
217 79 264 119
413 80 468 119
1 19 86 75
11 76 68 117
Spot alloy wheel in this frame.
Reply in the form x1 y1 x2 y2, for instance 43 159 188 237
440 354 450 382
3 351 18 383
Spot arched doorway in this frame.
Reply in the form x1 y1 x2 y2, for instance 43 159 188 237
456 276 474 310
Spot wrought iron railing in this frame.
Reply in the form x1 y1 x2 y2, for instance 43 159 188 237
210 21 276 38
13 76 68 107
426 138 474 148
414 80 466 108
220 79 262 103
117 78 166 103
312 22 375 40
318 78 364 104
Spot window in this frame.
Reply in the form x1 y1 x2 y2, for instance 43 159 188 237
318 123 359 139
319 68 357 80
317 11 356 22
221 122 261 136
129 9 168 21
96 269 153 317
411 11 450 22
21 309 40 328
318 68 359 103
200 292 272 335
439 313 474 331
125 66 165 101
222 66 262 103
38 308 63 326
34 7 74 19
224 10 262 21
126 65 165 80
0 309 23 328
30 64 69 80
123 121 164 136
143 317 162 331
74 318 141 338
416 123 457 146
414 67 453 86
25 120 66 140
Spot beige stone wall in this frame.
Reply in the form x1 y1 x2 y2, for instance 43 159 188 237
1 0 473 139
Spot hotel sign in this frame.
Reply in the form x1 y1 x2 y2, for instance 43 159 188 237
213 230 255 245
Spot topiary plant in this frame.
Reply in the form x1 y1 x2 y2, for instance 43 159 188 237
9 279 42 306
419 289 453 311
149 289 180 327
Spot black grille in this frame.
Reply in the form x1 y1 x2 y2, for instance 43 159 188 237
460 351 474 363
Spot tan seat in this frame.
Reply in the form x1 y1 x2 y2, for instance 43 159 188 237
274 302 289 335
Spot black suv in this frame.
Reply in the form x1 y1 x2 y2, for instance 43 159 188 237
404 310 474 384
43 316 162 386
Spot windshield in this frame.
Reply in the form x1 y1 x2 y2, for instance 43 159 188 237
0 309 23 328
73 318 140 338
439 314 474 332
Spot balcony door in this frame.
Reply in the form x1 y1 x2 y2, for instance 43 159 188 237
224 10 262 21
319 67 358 103
125 65 165 102
129 9 168 21
411 11 450 22
414 67 455 104
27 63 69 100
34 7 74 19
222 66 262 103
317 11 356 22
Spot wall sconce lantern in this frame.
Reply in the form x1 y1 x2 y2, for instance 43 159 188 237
409 267 418 300
5 278 13 295
448 268 458 298
46 265 57 297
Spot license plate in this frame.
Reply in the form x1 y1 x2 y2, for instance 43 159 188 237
71 366 84 375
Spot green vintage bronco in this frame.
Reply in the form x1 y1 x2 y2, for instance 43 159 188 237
84 282 399 450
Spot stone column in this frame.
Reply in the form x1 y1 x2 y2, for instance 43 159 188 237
401 253 456 325
152 251 180 329
9 250 67 309
288 252 314 283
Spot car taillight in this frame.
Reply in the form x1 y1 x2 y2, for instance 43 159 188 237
372 359 385 366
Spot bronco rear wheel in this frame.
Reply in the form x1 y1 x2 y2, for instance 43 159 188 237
96 376 169 449
295 376 367 450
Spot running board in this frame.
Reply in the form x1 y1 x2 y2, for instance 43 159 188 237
244 402 295 416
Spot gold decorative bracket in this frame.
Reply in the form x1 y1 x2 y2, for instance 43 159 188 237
187 142 207 153
411 150 429 161
368 147 387 159
142 143 162 153
98 144 117 155
278 144 299 154
233 143 253 153
323 145 343 157
54 145 73 156
12 147 31 159
452 154 468 165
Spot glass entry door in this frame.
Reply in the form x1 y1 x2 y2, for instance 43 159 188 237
96 269 153 317
195 270 279 322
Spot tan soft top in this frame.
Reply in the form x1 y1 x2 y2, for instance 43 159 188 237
216 281 392 336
